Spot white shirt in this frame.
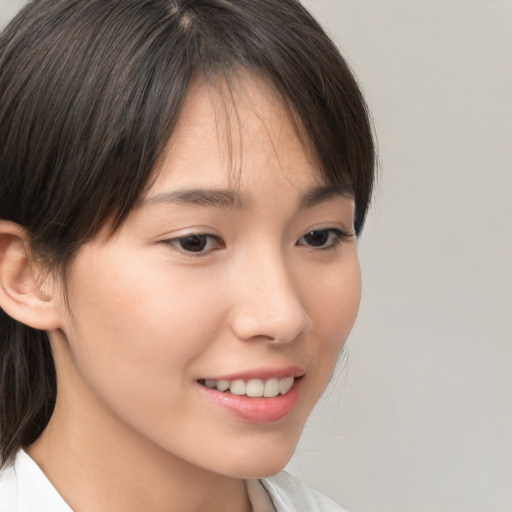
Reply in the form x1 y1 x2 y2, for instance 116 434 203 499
0 450 346 512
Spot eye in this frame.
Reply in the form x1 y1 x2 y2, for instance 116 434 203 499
297 228 352 249
166 234 224 254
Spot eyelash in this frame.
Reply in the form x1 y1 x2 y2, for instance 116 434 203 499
296 228 353 250
165 234 224 255
165 228 352 255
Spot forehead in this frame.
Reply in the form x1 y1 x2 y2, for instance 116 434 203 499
147 71 325 196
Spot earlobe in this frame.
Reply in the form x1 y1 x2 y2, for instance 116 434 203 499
0 220 61 331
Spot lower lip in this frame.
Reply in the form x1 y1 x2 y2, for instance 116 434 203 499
197 378 302 424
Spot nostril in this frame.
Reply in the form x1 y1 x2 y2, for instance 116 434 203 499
230 307 311 344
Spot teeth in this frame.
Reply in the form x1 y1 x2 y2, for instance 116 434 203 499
263 378 279 397
230 379 246 396
246 379 264 397
279 377 294 395
201 377 297 397
216 380 230 392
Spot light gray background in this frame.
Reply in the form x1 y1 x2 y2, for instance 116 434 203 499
1 1 511 511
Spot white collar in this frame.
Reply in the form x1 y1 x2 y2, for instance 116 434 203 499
0 450 71 511
0 450 276 512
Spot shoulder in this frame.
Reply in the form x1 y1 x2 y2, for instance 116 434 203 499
260 471 348 512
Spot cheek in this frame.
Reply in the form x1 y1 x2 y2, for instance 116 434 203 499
309 257 361 331
61 250 228 404
70 247 220 336
303 258 361 371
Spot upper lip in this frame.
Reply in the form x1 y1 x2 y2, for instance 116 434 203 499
200 366 305 382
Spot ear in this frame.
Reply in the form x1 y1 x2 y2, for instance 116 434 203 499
0 221 62 330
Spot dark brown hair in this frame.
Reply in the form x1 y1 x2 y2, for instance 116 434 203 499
0 0 375 467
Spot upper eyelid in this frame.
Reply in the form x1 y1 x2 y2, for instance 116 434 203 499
164 233 223 255
296 228 354 249
298 228 352 240
163 227 353 241
300 226 354 237
170 232 217 239
160 229 220 242
167 233 221 244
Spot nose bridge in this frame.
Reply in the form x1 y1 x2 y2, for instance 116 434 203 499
230 246 311 343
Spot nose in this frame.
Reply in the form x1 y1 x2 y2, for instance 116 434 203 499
229 252 311 344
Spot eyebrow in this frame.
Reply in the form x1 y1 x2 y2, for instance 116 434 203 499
141 188 243 209
141 183 352 210
299 183 354 209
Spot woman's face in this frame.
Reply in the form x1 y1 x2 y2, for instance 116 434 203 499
49 73 361 479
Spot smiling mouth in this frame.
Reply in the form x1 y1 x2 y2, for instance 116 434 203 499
197 376 302 398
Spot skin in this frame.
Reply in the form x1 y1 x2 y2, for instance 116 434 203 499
23 73 362 512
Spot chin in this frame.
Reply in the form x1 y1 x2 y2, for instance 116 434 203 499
227 460 290 480
218 440 298 480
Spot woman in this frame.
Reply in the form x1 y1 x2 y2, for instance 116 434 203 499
0 0 375 510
